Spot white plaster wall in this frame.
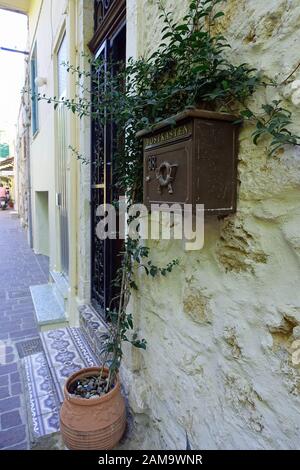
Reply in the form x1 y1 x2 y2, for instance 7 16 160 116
123 0 300 450
28 0 68 268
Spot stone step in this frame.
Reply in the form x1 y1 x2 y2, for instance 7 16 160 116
29 284 67 331
20 327 99 448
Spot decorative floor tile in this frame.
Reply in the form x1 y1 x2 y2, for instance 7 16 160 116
23 352 60 439
79 305 109 363
23 353 58 401
40 327 99 403
21 327 99 440
31 410 60 440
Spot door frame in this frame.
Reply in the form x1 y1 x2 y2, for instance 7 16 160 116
89 0 126 55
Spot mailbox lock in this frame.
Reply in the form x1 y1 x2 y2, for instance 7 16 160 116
156 161 178 195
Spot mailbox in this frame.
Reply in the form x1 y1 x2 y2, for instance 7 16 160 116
137 109 239 215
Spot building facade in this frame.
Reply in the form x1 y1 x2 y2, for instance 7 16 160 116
3 0 300 449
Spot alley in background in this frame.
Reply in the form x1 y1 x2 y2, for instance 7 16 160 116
0 210 48 449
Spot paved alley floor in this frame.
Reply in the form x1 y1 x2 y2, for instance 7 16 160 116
0 211 49 450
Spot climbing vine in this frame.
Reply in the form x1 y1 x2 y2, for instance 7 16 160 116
35 0 300 390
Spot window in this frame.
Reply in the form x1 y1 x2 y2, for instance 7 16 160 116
30 44 39 136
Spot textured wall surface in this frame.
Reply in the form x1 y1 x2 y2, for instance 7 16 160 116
123 0 300 450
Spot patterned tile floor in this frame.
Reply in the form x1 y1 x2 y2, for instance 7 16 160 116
23 352 60 439
41 327 98 403
24 327 98 440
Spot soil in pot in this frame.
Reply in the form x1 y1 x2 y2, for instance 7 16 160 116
68 374 113 399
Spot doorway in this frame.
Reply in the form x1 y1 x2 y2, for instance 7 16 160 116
35 191 49 257
90 1 126 319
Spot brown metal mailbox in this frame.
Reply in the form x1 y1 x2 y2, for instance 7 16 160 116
137 109 239 215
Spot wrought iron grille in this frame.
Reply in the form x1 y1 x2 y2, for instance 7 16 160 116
94 0 114 32
91 43 112 314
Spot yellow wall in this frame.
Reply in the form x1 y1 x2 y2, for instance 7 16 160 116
0 0 30 13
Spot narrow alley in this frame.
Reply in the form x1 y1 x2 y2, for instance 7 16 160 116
0 210 48 449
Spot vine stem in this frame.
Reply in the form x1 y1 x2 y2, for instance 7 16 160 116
280 61 300 86
105 253 128 393
99 350 110 384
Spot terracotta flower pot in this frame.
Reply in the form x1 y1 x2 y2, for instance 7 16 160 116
60 367 126 450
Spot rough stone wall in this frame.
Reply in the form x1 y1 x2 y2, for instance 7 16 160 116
122 0 300 449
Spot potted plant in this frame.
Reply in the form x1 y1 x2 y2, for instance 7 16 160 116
38 0 300 451
59 240 146 450
60 238 178 450
60 366 126 450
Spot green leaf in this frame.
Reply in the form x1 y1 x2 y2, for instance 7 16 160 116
162 32 173 40
175 24 189 32
221 80 229 90
252 131 263 145
240 109 254 119
213 11 225 20
261 104 274 115
131 339 147 350
127 315 133 329
130 281 138 290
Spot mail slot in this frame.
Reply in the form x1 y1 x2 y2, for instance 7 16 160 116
137 109 240 215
